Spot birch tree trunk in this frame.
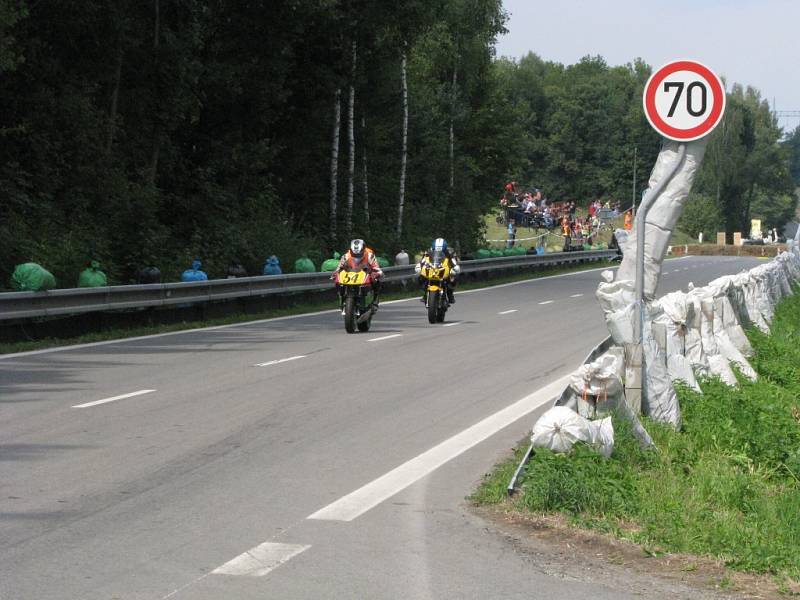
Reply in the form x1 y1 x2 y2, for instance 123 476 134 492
397 50 408 240
105 42 124 155
329 88 342 241
449 64 457 191
147 0 161 185
361 114 370 234
346 40 357 237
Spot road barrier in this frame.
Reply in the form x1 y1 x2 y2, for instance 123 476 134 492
0 250 616 321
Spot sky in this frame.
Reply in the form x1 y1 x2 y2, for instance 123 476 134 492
494 0 800 132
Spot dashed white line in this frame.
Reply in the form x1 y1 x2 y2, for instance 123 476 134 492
442 321 462 327
212 542 311 577
254 355 307 367
72 389 156 409
498 309 518 315
307 373 571 522
367 334 402 342
570 293 584 298
538 300 554 305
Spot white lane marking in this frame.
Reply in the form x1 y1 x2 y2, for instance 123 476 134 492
570 293 584 298
367 334 402 342
673 270 680 273
307 374 571 522
498 309 518 315
683 267 689 271
442 321 462 327
254 355 306 367
538 300 554 305
72 389 155 409
212 542 310 577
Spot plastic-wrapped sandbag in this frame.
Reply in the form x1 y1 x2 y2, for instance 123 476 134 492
138 266 161 284
641 315 682 428
263 255 282 276
294 257 316 273
77 260 107 288
394 250 410 265
181 260 208 282
320 252 341 272
569 350 624 418
531 406 614 458
11 263 56 291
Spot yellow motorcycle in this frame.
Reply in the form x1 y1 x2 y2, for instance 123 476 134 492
334 268 376 333
419 252 452 324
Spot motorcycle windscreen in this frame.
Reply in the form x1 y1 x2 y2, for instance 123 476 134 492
430 249 445 265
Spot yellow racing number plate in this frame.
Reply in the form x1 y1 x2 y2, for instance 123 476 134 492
339 271 368 285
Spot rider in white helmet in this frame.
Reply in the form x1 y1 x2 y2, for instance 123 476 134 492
333 239 385 309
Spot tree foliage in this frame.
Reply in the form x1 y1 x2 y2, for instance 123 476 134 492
0 3 793 288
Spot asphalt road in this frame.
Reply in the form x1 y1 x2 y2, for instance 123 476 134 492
0 255 763 600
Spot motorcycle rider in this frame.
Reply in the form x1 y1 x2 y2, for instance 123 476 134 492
415 237 460 305
332 239 384 312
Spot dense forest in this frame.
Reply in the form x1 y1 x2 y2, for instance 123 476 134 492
0 1 797 286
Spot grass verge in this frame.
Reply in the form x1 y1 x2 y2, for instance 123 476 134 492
473 290 800 583
0 259 614 355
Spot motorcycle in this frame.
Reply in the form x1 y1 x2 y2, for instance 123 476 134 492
334 268 376 333
419 252 452 324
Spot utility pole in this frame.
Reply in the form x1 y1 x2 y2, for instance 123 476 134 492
631 146 637 215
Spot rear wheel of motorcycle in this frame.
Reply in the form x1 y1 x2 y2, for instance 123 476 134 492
427 290 438 324
344 296 357 333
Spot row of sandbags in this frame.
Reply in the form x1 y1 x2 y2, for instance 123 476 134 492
531 249 800 457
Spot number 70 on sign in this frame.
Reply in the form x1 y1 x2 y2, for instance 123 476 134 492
643 60 726 142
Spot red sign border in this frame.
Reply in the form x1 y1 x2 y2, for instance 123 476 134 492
643 60 726 141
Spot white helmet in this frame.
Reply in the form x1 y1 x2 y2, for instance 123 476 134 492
350 239 365 257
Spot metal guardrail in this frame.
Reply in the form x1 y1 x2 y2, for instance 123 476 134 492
0 250 616 321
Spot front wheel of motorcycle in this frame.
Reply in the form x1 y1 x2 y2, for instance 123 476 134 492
427 290 438 324
344 295 357 333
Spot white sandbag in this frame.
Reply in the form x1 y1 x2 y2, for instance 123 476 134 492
641 316 682 428
651 292 700 391
531 406 614 457
569 349 625 418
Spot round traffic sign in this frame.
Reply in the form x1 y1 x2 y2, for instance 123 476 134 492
643 60 726 141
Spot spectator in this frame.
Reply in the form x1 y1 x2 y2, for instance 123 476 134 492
506 219 516 248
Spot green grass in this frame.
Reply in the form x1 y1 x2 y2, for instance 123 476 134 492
474 291 800 581
0 259 614 355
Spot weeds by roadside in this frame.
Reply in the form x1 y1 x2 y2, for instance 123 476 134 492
473 291 800 582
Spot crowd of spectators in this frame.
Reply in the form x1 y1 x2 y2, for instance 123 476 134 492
499 182 623 244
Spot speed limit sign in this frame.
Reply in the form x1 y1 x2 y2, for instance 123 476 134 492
643 60 726 141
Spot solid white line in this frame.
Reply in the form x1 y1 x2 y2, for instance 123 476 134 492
212 542 311 577
538 300 554 305
570 293 583 298
307 374 571 522
442 321 462 327
72 389 155 409
498 309 518 315
254 355 306 367
367 334 402 342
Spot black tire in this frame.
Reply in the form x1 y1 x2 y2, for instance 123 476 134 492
344 296 357 333
427 290 438 324
436 304 446 323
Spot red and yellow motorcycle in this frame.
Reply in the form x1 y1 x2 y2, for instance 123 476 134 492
334 269 376 333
